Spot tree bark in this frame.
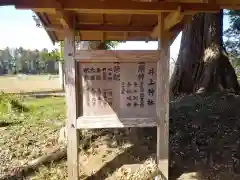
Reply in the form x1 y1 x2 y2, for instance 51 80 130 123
170 11 240 95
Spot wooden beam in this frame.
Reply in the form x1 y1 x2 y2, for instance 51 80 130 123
156 12 169 180
15 0 226 14
55 10 74 29
164 7 184 30
151 8 185 38
64 30 79 180
46 24 154 32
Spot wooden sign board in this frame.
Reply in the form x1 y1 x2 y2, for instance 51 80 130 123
76 50 160 129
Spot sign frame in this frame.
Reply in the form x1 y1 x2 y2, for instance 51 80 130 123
75 50 161 129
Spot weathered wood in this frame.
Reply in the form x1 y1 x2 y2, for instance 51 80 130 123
75 50 161 61
77 116 157 128
77 59 159 128
156 13 170 180
14 0 234 13
152 7 185 38
64 30 79 180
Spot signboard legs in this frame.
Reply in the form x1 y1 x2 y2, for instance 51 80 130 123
64 30 79 180
156 13 170 180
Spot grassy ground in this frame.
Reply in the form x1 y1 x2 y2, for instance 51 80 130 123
0 75 61 93
2 74 240 179
0 94 159 180
1 92 240 179
0 94 66 179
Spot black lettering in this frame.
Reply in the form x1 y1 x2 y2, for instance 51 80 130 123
127 82 132 87
133 102 139 107
97 88 101 94
83 68 89 73
91 97 96 106
90 67 95 73
148 78 155 86
126 89 133 94
96 68 101 73
96 75 101 80
137 62 145 73
126 102 131 107
90 75 95 80
133 89 138 93
113 64 120 73
102 71 107 80
148 68 154 76
127 96 132 101
84 75 89 80
107 91 113 97
113 74 120 81
103 91 107 98
148 88 155 96
147 99 155 106
138 73 144 81
134 82 138 87
140 82 144 92
132 96 138 101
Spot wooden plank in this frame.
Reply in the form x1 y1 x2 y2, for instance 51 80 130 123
55 10 74 29
76 24 153 32
75 50 160 61
76 54 160 129
151 8 185 38
156 13 169 180
77 116 157 128
46 24 154 32
64 30 79 180
14 0 226 14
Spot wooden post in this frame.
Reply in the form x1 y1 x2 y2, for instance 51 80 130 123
64 30 79 180
156 13 170 180
58 61 65 90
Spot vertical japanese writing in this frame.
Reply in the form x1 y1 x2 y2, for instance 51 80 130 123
113 62 120 81
147 67 155 106
137 62 145 108
103 89 113 106
124 81 140 108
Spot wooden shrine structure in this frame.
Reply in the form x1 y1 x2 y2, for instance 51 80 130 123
1 0 240 179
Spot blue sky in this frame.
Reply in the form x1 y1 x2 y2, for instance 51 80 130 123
0 6 230 60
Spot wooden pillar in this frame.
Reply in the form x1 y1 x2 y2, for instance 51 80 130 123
64 30 79 180
156 13 170 180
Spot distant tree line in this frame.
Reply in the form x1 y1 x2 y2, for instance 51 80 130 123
0 47 60 75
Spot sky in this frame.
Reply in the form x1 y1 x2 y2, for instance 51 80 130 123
0 6 230 61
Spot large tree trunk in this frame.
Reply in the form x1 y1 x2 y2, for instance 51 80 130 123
170 11 240 95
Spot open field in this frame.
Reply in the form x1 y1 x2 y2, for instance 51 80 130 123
0 75 61 93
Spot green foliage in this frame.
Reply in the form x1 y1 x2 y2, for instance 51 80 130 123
0 96 66 178
0 92 29 114
103 41 121 50
224 10 240 73
0 47 59 75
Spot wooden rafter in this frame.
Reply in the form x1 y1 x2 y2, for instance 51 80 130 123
151 7 185 37
45 24 154 32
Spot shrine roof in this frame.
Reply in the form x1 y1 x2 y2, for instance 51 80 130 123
1 0 240 43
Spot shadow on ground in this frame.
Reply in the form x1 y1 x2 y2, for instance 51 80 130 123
82 92 240 180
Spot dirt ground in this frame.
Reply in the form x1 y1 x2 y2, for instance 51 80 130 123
0 75 61 93
2 75 240 180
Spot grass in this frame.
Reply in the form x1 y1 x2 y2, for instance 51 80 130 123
0 75 61 93
2 77 240 180
0 93 160 180
0 94 66 179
